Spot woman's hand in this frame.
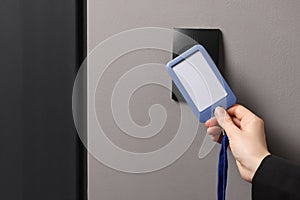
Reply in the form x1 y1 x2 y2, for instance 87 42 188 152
205 104 271 183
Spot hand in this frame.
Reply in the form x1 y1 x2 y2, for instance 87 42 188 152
205 104 271 183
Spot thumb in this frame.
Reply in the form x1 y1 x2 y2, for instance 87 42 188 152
214 106 240 139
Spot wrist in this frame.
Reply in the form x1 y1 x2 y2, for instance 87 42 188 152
250 152 271 182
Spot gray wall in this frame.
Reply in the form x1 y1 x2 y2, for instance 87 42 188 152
88 0 300 199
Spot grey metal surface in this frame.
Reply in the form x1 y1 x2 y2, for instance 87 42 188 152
88 1 300 200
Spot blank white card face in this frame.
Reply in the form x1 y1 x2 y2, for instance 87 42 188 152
173 51 227 112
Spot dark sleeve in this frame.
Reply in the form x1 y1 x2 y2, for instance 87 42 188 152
252 155 300 200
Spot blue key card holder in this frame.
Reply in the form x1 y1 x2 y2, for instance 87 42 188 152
166 44 236 123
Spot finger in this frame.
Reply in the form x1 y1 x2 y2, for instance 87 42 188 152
232 117 241 128
211 134 223 143
207 126 222 143
205 120 210 127
205 117 219 127
207 126 222 136
215 107 240 139
217 134 223 144
227 104 253 121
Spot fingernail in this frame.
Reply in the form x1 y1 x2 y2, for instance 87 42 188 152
214 106 225 120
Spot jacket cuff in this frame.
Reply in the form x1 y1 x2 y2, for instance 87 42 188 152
252 155 299 200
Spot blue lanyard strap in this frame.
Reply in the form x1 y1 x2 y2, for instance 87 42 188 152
217 132 229 200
